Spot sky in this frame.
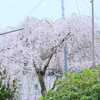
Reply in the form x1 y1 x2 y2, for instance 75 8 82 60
0 0 100 28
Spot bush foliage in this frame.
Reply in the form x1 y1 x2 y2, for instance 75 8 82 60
0 67 16 100
0 80 15 100
40 66 100 100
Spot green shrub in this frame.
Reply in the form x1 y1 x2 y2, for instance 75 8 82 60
40 66 100 100
0 80 16 100
0 67 17 100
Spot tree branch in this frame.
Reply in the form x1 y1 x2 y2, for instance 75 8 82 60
32 59 39 73
43 32 71 74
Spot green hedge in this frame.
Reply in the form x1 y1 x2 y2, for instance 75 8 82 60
40 66 100 100
0 80 15 100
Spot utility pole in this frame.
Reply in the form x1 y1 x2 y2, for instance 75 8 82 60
61 0 68 72
90 0 95 67
61 0 65 19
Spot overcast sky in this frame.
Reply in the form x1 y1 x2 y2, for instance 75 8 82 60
0 0 100 28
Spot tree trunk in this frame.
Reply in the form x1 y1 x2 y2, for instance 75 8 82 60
37 71 47 96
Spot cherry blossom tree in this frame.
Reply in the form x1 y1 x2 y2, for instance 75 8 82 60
0 15 99 97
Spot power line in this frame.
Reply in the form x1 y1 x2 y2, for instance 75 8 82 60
0 28 24 36
26 0 47 16
74 0 81 16
73 0 81 36
0 0 48 36
61 0 65 19
0 0 47 36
